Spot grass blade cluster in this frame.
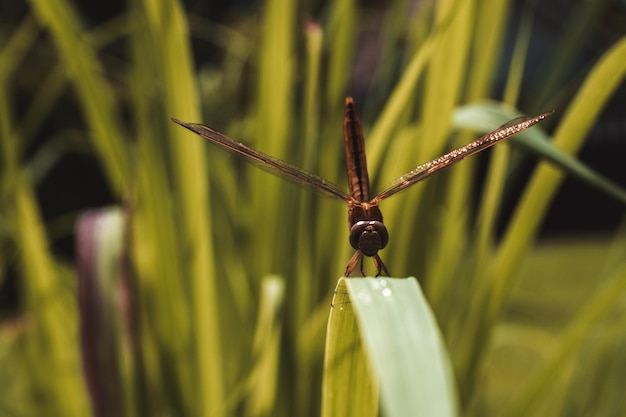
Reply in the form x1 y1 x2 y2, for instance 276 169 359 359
1 1 624 416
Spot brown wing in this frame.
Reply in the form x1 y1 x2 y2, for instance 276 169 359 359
371 110 554 203
172 119 352 203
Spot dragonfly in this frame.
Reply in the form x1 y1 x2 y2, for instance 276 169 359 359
172 98 553 277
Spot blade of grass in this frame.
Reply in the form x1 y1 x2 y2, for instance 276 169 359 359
296 20 324 326
324 278 459 417
319 0 358 279
464 0 512 102
374 1 412 101
136 0 226 414
501 0 538 107
246 276 285 416
446 1 522 359
322 281 379 417
420 0 472 158
0 14 39 192
14 176 90 416
253 0 296 275
0 14 39 98
404 0 474 299
464 1 541 306
28 0 129 195
325 0 356 109
446 0 522 283
19 14 130 153
128 2 195 414
294 21 325 415
366 22 440 171
455 103 626 205
453 0 519 296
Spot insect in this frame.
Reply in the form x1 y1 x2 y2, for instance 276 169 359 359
172 98 553 276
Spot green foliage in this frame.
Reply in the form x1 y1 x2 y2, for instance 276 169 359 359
323 278 457 417
1 0 625 416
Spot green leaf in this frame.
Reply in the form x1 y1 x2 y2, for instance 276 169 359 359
29 0 129 195
323 278 458 417
453 102 626 206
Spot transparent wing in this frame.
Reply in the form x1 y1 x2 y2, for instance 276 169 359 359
172 119 352 203
371 110 554 203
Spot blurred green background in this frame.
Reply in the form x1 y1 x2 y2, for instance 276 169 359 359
1 0 625 416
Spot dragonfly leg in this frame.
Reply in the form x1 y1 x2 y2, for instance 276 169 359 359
345 251 363 277
359 255 366 277
373 254 390 277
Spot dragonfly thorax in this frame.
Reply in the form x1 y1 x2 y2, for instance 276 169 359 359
349 221 389 257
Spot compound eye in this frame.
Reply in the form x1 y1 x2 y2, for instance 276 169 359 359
349 221 389 256
349 221 366 250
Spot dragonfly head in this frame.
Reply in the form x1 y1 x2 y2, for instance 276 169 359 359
349 221 389 257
